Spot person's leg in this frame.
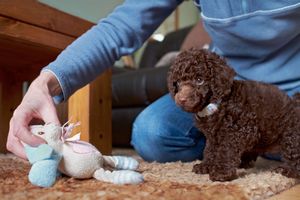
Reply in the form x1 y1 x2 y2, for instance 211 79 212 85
131 94 205 163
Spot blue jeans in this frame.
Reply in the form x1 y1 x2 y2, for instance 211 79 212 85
130 89 300 162
131 94 205 162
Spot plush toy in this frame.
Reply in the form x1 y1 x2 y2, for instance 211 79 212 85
26 122 143 187
25 143 62 187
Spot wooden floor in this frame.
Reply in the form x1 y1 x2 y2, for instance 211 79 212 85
113 148 300 200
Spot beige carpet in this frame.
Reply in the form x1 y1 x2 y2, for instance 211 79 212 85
0 154 298 200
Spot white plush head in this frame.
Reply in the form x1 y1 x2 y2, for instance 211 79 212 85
30 123 62 143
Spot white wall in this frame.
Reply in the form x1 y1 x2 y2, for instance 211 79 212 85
156 0 199 34
39 0 124 23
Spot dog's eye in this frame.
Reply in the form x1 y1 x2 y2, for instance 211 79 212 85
38 131 45 135
196 79 204 86
173 81 179 93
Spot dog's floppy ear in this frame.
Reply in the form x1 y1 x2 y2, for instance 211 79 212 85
167 50 189 99
209 55 236 103
167 67 177 99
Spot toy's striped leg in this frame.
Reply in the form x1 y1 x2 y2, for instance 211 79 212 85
93 168 143 184
103 156 139 170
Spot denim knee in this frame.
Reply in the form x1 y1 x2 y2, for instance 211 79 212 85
131 111 167 162
131 106 205 163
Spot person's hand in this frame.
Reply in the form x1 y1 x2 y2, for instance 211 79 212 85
6 72 62 159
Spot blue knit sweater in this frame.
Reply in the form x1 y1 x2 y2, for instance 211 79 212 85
43 0 300 103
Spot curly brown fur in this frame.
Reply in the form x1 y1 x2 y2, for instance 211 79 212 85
168 48 300 182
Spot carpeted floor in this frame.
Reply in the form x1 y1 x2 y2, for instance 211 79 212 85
0 154 298 200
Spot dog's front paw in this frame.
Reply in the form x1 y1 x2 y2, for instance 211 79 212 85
192 163 210 174
209 169 237 182
273 166 300 179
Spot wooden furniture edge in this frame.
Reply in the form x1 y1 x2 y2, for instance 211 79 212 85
0 0 93 37
0 16 75 50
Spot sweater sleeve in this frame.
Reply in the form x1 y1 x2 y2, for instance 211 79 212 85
43 0 183 103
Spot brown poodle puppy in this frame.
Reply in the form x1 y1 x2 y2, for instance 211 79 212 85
167 48 300 182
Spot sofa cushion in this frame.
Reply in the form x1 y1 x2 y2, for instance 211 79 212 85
112 66 169 107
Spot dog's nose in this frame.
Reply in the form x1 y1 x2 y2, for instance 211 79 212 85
176 95 187 105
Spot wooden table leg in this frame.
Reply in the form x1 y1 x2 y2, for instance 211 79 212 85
0 72 23 153
68 69 112 155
